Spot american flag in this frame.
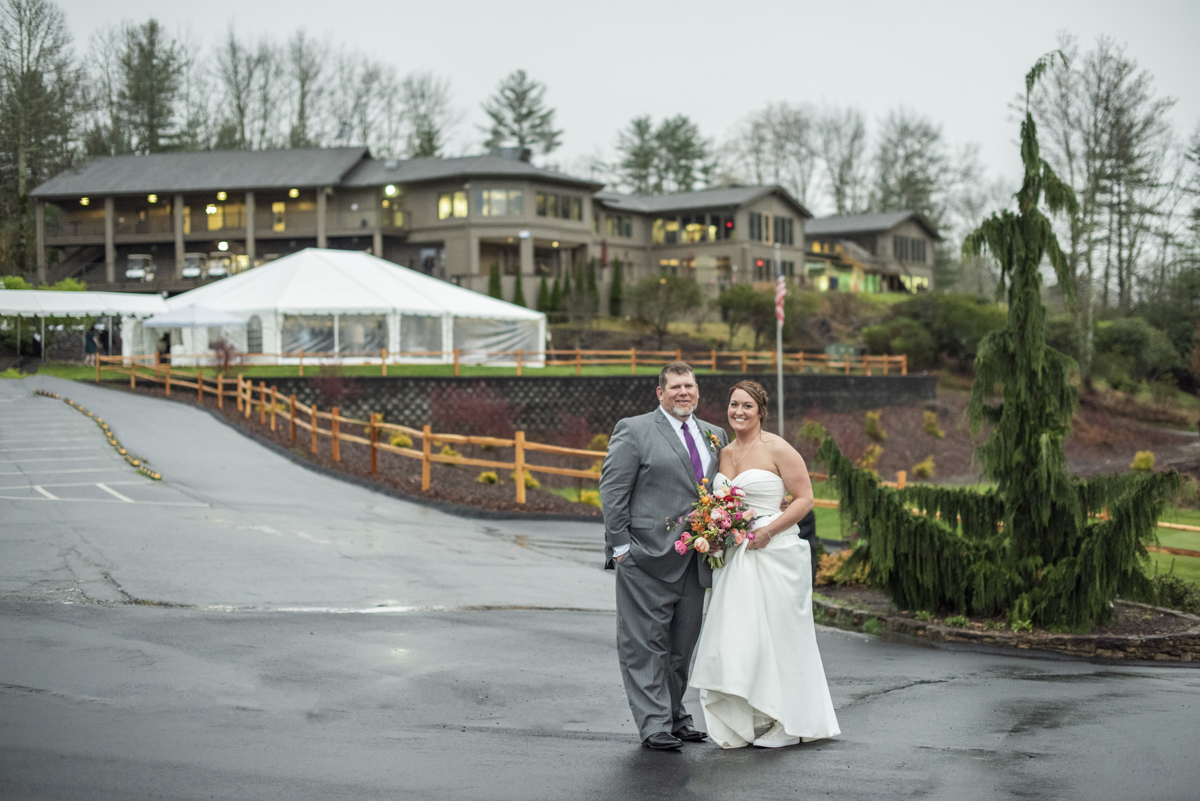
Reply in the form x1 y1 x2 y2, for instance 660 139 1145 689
775 273 786 323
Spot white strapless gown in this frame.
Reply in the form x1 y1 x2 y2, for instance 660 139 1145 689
689 469 840 748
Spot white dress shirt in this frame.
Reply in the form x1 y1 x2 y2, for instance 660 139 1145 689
614 407 711 559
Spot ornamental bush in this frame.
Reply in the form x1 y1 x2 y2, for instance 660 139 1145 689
922 410 945 439
911 456 935 480
1130 451 1155 473
477 471 499 484
864 410 887 441
389 432 413 448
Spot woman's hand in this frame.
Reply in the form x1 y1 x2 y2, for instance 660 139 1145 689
746 525 772 551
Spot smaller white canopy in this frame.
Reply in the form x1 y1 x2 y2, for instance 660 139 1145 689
0 289 167 318
142 306 246 329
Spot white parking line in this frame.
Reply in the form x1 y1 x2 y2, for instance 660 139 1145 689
0 480 145 491
0 438 101 444
32 486 59 500
95 483 136 503
0 446 111 452
0 468 127 476
0 495 207 507
0 456 123 464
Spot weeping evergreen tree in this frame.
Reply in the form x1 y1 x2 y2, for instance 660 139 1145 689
511 270 526 307
487 263 502 299
536 276 550 312
816 55 1183 631
609 257 624 317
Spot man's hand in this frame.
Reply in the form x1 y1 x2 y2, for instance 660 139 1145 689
615 553 625 563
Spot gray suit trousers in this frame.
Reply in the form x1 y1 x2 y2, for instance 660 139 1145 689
615 552 705 740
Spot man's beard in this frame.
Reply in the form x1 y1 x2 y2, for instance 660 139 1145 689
668 400 696 417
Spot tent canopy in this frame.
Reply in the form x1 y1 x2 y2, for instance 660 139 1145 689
165 248 545 320
0 289 167 318
142 306 246 329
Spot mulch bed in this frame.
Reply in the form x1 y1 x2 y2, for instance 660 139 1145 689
109 382 603 518
817 583 1197 638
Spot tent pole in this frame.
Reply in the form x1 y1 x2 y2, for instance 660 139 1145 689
108 316 113 356
41 317 45 363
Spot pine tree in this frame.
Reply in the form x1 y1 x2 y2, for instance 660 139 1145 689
549 278 561 315
487 263 502 299
511 270 526 307
609 257 624 317
561 269 572 311
815 54 1183 631
536 276 550 312
586 257 599 315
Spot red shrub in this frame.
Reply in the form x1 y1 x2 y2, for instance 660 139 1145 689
429 383 523 438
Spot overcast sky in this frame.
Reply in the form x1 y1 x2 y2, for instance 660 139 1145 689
61 0 1199 214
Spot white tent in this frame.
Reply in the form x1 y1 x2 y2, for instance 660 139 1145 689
124 248 547 366
142 306 246 329
0 289 166 318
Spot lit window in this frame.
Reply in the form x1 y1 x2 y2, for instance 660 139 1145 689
684 223 705 243
182 206 191 235
664 219 679 245
439 191 467 219
570 197 581 221
453 191 467 218
206 204 224 231
272 202 286 232
394 209 405 227
476 189 525 217
652 219 665 244
536 193 546 216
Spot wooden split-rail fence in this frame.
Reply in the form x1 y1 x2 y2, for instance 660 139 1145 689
97 348 907 377
90 355 1200 548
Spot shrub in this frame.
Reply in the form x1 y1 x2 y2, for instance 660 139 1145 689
815 550 871 587
579 489 602 507
915 610 933 622
1130 451 1155 473
856 443 883 471
863 410 887 441
439 444 461 466
0 368 26 379
912 456 935 480
799 419 829 445
388 432 413 448
1149 573 1200 615
1093 316 1181 384
477 471 499 484
945 615 970 628
862 319 937 371
510 471 541 489
922 410 944 439
587 433 610 452
556 412 592 450
429 383 522 439
861 618 883 635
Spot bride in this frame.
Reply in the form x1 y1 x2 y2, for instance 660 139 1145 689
689 380 840 749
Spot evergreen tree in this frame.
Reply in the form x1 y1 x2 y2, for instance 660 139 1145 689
549 277 561 316
536 275 550 312
586 257 599 315
561 268 572 310
608 257 624 317
481 69 562 155
117 19 182 152
816 54 1183 631
487 262 502 299
511 270 526 307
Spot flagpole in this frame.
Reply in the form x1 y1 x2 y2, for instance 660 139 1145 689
775 242 784 438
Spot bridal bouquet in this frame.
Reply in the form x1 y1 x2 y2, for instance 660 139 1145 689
671 478 757 569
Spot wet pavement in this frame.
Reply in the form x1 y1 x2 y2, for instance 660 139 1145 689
2 376 1199 800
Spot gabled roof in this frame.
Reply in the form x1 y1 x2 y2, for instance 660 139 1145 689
595 185 812 219
342 154 602 191
805 210 941 241
31 148 369 199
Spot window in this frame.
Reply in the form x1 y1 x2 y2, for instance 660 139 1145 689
338 314 387 354
912 238 926 263
206 204 223 231
476 189 524 217
282 315 333 353
535 192 581 220
271 202 286 232
763 213 773 245
181 206 191 235
438 191 467 220
748 212 761 242
246 316 263 354
605 215 633 238
394 209 405 227
893 235 910 261
772 216 795 246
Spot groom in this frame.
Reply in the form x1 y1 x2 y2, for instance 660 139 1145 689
600 362 729 751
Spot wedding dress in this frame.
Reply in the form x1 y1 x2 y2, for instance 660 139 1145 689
689 468 840 748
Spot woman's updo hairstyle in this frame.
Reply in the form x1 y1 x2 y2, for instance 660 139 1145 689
728 380 770 424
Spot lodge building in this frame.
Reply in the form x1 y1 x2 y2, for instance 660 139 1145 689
29 147 937 299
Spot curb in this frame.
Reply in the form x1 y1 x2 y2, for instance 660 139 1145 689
813 596 1200 663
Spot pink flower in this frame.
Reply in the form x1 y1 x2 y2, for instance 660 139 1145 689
694 538 710 554
742 508 756 521
718 517 731 530
710 507 728 524
734 530 746 546
732 487 746 498
674 540 688 555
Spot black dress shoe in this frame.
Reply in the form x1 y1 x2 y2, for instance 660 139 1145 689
642 732 683 751
672 725 708 742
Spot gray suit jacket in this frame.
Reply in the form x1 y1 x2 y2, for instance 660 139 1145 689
600 409 729 587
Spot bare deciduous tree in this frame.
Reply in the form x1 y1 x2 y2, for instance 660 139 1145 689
814 105 868 215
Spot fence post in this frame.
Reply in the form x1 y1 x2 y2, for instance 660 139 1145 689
369 413 378 475
862 354 870 377
798 351 805 373
901 354 907 376
298 349 304 377
883 357 889 376
421 424 432 490
675 348 682 363
311 404 319 454
259 382 267 425
514 430 526 504
516 348 522 376
130 362 136 389
575 347 582 376
381 348 387 377
453 348 460 377
897 470 907 490
741 350 747 373
289 394 297 442
270 386 278 431
217 373 224 409
165 364 171 397
844 355 850 375
236 374 243 412
331 406 340 462
630 347 636 375
711 349 717 373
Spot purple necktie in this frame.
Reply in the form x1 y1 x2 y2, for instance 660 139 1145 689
681 423 705 483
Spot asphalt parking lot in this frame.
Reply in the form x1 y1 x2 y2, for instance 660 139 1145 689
2 376 1198 801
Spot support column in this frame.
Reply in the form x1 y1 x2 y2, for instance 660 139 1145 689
519 231 533 277
104 197 116 283
245 190 256 267
373 227 382 257
468 229 480 275
35 201 47 284
174 194 185 279
316 187 327 248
